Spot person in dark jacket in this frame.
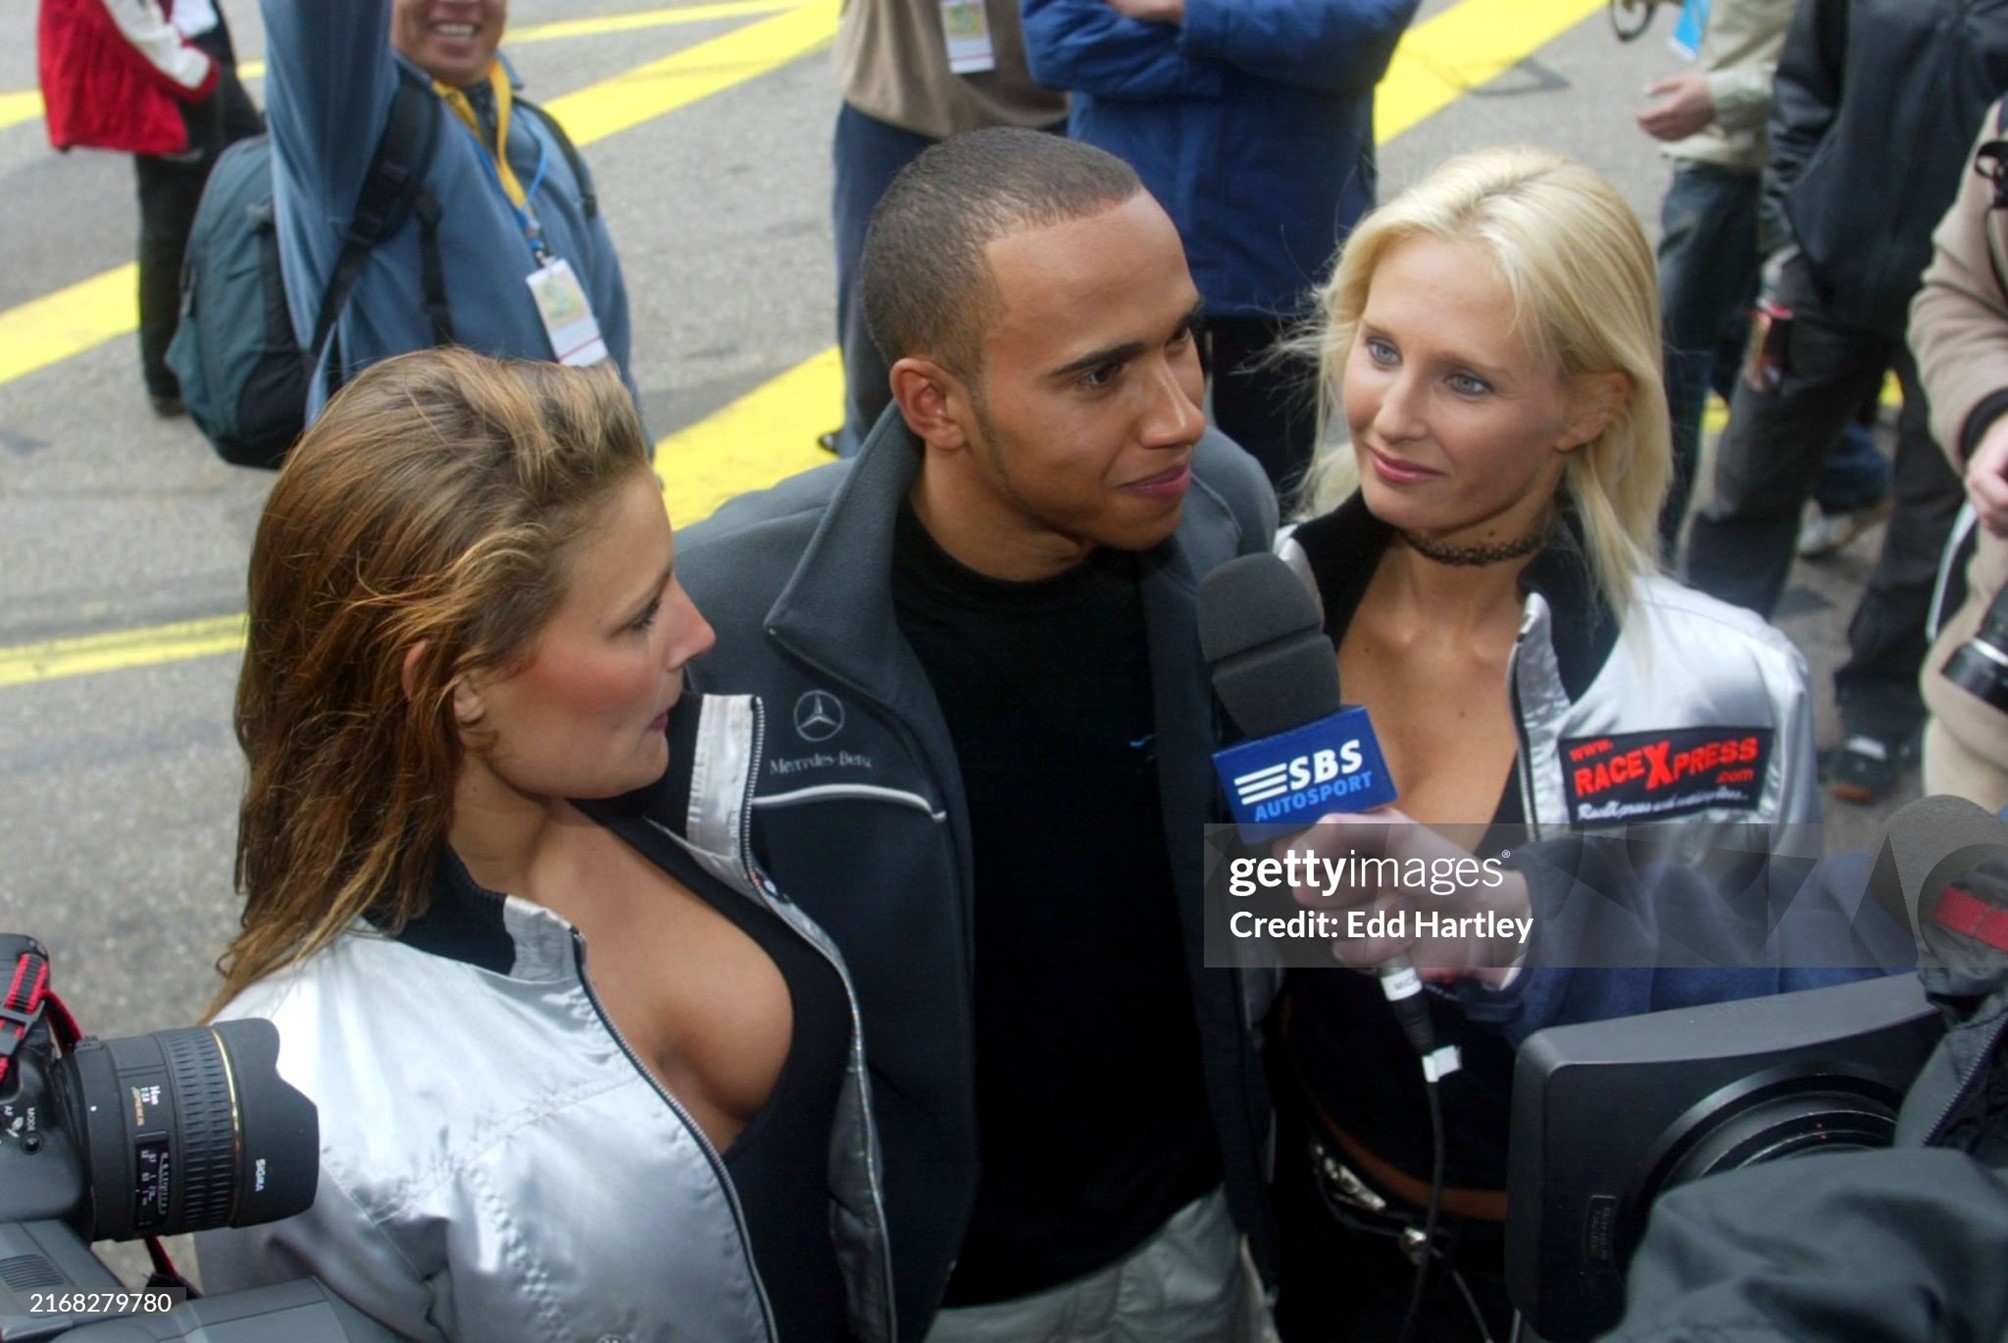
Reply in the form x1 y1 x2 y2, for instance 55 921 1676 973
1022 0 1418 504
1682 0 2008 805
1607 907 2008 1339
678 128 1278 1342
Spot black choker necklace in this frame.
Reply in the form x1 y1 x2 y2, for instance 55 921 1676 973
1398 522 1551 567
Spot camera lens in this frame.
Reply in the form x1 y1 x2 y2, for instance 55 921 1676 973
1944 588 2008 713
55 1018 317 1241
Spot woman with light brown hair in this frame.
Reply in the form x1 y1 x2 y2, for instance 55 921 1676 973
196 348 894 1343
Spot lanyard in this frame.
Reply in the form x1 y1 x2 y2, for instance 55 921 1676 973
436 65 553 264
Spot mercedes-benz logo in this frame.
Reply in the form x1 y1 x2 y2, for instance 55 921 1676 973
793 689 845 743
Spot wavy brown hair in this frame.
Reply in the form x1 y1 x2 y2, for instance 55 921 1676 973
211 349 650 1015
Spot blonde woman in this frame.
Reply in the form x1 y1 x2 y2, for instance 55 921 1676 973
196 349 893 1343
1268 148 1820 1340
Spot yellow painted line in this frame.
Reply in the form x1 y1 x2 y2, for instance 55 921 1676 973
0 352 845 689
0 616 246 690
0 0 802 134
1376 0 1604 136
0 0 838 386
0 0 1601 688
0 88 40 134
0 266 141 385
542 0 837 143
659 347 843 524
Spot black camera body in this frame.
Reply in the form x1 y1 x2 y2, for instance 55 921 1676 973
0 934 391 1342
1505 973 1945 1341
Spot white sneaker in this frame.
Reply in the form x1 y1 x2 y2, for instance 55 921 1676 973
1796 497 1894 559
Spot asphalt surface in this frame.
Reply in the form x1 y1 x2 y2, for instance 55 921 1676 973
0 0 1918 1284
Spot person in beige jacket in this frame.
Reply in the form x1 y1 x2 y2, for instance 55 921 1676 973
828 0 1064 457
1910 95 2008 810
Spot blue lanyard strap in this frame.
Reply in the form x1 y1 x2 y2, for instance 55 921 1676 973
466 118 553 265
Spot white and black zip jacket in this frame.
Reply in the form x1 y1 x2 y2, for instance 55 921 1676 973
1281 496 1834 1044
197 694 897 1343
1280 494 1821 845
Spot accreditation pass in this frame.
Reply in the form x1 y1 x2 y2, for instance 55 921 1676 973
526 258 610 367
24 1287 184 1318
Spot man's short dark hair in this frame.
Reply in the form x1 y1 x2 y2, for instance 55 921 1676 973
859 127 1144 383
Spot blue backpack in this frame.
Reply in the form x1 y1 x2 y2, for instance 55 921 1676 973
168 75 596 469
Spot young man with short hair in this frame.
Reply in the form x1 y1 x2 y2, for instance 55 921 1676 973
680 128 1277 1342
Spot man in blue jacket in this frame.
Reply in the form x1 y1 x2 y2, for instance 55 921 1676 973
679 129 1278 1342
1024 0 1418 502
262 0 637 420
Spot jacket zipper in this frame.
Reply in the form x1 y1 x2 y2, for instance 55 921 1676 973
570 931 780 1342
1921 1010 2008 1146
735 696 900 1343
1507 638 1541 841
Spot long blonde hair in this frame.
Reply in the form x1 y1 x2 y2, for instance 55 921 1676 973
1302 147 1670 614
213 349 649 1015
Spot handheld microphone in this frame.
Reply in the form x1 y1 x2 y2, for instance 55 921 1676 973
1199 553 1439 1064
1866 794 2008 972
1198 554 1397 828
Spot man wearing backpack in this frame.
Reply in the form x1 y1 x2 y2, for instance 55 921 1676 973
262 0 637 423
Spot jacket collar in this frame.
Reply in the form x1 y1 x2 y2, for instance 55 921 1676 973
762 409 931 706
1293 491 1620 702
381 693 763 973
766 408 1215 701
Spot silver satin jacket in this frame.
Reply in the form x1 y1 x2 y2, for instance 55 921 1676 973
197 694 897 1343
1280 499 1822 844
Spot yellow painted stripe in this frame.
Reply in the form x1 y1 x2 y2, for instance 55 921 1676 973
0 615 247 689
542 0 837 144
0 352 846 689
0 0 1604 687
0 0 839 386
0 0 803 135
659 347 844 525
0 266 141 384
1376 0 1604 136
0 88 40 133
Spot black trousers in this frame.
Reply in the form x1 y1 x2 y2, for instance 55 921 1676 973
1267 1051 1514 1342
133 24 260 398
1207 314 1319 510
1682 302 1963 742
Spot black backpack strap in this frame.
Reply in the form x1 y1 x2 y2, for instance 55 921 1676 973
412 191 454 346
515 96 598 220
306 70 448 377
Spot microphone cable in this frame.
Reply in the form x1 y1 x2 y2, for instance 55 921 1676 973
1381 958 1460 1343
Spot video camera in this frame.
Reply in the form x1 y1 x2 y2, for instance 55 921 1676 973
1505 796 2008 1340
0 934 392 1342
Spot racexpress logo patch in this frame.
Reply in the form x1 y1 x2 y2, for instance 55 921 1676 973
1562 726 1771 823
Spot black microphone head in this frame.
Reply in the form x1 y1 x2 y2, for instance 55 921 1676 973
1198 553 1324 663
1868 794 2008 968
1198 553 1340 738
